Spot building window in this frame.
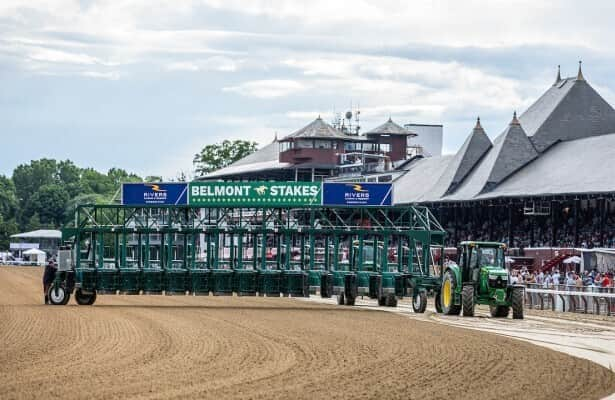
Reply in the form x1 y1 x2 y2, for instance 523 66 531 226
296 140 314 149
314 140 332 149
380 143 391 152
279 142 292 152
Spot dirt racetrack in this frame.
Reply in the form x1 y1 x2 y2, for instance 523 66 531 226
1 266 615 400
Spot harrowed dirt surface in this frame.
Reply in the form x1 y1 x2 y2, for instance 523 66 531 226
1 266 615 400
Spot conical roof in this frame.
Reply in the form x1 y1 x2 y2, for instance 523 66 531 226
443 117 493 195
482 113 538 192
366 118 417 136
281 116 348 140
520 71 615 152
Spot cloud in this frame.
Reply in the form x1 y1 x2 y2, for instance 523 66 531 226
223 79 307 98
81 70 120 80
166 56 239 72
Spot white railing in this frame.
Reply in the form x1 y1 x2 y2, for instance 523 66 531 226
523 284 615 316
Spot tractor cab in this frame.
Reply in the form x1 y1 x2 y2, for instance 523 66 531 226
459 241 508 293
438 241 524 319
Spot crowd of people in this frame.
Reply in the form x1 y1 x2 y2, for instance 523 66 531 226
441 200 615 249
511 266 614 289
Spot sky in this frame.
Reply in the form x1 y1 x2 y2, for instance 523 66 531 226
2 0 615 180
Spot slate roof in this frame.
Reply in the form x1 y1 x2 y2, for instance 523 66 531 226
520 75 615 152
443 118 492 195
203 140 290 179
366 118 417 136
475 132 615 199
281 117 349 140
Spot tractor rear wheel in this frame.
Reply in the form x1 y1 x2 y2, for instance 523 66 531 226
75 289 97 305
462 285 475 317
440 271 461 315
337 293 345 305
512 287 524 319
412 291 427 313
490 305 510 318
48 285 70 306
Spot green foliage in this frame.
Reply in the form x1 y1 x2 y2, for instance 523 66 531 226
23 184 69 227
193 139 258 175
0 215 18 250
0 159 145 236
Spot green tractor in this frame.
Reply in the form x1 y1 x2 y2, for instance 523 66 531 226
439 241 524 319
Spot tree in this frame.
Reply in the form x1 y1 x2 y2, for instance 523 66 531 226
0 175 17 220
23 185 69 227
108 168 142 186
0 215 18 250
12 159 58 205
193 139 258 175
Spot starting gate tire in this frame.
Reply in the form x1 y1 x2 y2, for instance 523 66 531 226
337 293 345 305
461 285 475 317
490 305 509 318
378 296 386 306
435 292 443 313
385 294 397 307
412 291 427 313
75 289 96 306
512 287 524 319
441 271 461 315
48 285 69 306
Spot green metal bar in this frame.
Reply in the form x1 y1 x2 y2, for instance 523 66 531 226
98 230 104 269
114 232 119 268
191 232 197 269
144 230 150 268
121 229 127 267
183 233 188 269
237 233 243 270
206 232 212 268
213 231 219 269
252 232 258 270
260 232 266 270
357 234 364 272
382 233 389 272
300 232 306 270
333 234 339 271
324 235 329 271
284 231 291 270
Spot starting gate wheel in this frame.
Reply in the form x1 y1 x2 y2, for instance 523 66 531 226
378 296 386 306
75 289 97 306
385 294 397 307
48 285 70 306
412 291 427 313
337 293 345 305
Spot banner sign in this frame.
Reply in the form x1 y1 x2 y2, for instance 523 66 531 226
122 183 188 205
322 183 392 206
189 182 321 207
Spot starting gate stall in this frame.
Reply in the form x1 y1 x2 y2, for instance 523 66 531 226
53 181 446 307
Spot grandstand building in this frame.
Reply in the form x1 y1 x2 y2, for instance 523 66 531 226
201 63 615 249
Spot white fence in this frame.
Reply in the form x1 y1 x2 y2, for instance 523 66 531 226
524 284 615 316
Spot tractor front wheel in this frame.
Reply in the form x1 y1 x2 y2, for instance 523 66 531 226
48 285 70 306
75 289 97 305
512 287 524 319
462 285 475 317
412 291 427 313
490 305 510 318
440 271 461 315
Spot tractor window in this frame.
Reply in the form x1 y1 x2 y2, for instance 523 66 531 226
477 248 503 268
469 247 478 268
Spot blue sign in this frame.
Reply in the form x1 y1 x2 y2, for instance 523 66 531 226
122 183 188 206
322 183 392 206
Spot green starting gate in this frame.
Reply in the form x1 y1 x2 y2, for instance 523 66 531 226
58 200 446 306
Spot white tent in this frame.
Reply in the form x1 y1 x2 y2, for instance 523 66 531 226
563 255 582 264
22 248 46 265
